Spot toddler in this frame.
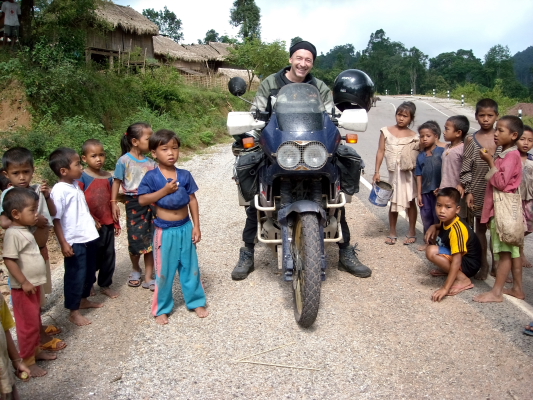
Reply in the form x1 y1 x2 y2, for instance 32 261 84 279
415 121 444 251
138 129 208 324
49 148 103 325
111 123 156 289
373 101 419 245
518 124 533 268
474 116 524 303
460 99 499 279
79 139 121 298
2 188 57 377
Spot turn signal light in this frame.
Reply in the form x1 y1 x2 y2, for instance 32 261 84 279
243 137 255 148
346 134 358 144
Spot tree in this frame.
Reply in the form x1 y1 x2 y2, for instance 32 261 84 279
201 29 220 44
142 7 183 42
229 0 261 40
483 45 514 87
428 50 484 87
227 38 288 88
290 36 303 47
219 35 237 44
405 47 428 94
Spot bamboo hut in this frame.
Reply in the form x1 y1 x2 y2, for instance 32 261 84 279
153 35 207 75
183 43 233 72
87 3 158 66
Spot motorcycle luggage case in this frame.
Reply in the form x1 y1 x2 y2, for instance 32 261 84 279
336 145 364 196
234 147 265 202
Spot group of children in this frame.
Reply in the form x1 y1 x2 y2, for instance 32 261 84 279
374 98 533 306
0 123 207 392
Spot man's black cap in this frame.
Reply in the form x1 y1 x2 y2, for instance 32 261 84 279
289 41 317 60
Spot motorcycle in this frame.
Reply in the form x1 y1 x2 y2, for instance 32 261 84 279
227 70 374 327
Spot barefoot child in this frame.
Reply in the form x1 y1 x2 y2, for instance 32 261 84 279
425 187 481 301
111 123 156 289
138 130 208 324
49 148 103 325
373 101 419 245
2 188 58 377
416 121 445 251
0 147 66 351
518 125 533 268
474 116 524 303
460 99 499 279
0 291 32 395
79 139 121 299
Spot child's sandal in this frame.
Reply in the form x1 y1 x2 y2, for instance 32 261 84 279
385 236 397 245
127 271 142 287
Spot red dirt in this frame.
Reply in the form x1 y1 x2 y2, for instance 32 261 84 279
508 103 533 117
0 81 32 132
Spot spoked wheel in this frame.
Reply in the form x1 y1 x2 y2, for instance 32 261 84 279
291 212 322 328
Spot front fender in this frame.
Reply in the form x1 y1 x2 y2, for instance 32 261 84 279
277 200 327 227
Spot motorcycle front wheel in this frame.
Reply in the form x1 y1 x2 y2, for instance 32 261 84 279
291 212 322 328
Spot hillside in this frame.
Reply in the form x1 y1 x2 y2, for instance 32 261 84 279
513 46 533 87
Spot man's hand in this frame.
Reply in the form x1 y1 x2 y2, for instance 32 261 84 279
61 243 75 257
40 180 51 199
35 214 49 228
22 280 36 295
425 224 438 245
192 226 201 244
164 179 179 195
431 287 449 302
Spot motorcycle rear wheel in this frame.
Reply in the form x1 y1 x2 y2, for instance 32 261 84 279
291 212 322 328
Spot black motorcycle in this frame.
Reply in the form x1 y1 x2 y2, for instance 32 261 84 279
228 70 374 327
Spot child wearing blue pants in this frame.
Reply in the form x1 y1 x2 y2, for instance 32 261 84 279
138 129 208 324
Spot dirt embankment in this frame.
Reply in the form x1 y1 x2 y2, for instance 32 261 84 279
0 81 32 132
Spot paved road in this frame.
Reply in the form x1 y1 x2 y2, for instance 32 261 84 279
18 97 533 399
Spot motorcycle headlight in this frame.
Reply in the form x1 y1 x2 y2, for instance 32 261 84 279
303 143 328 168
277 143 301 169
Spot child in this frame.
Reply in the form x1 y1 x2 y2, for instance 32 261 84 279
0 291 32 395
49 148 103 325
460 99 499 279
0 147 65 351
111 123 156 289
2 188 57 377
373 101 419 245
415 121 445 251
474 116 524 303
518 124 533 268
79 139 121 299
137 129 208 324
425 187 482 301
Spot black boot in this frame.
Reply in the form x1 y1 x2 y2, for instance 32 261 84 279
338 244 371 278
231 247 255 280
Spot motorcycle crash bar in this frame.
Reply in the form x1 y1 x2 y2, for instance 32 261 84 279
253 192 346 212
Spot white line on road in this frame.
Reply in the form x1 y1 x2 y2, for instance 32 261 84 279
359 174 533 319
417 100 477 132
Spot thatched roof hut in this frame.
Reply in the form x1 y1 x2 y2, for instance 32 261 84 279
183 44 226 62
153 35 206 62
94 3 158 37
87 3 158 64
207 42 232 59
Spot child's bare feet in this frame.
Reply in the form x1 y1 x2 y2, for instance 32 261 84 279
28 364 47 377
100 287 119 299
90 285 96 296
418 243 428 252
155 314 169 325
36 351 57 361
69 310 91 326
522 255 532 268
473 291 504 303
79 299 104 309
194 307 209 318
503 287 525 300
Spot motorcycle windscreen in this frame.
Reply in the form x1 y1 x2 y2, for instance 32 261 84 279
274 83 326 132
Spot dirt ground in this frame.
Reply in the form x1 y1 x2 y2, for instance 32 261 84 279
0 81 32 132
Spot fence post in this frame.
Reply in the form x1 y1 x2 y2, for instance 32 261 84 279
519 109 523 120
433 89 435 97
385 89 388 95
411 88 413 96
461 94 464 107
447 90 450 99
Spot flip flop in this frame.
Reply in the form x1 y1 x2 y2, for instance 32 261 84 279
385 236 397 245
40 338 67 352
446 283 474 296
128 271 142 287
404 235 416 245
523 322 533 336
44 325 62 336
430 269 447 277
142 279 155 290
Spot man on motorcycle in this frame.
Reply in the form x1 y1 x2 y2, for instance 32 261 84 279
232 40 372 281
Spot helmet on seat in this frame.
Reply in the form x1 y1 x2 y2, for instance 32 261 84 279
333 69 375 112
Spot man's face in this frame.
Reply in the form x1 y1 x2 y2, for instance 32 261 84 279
289 49 314 80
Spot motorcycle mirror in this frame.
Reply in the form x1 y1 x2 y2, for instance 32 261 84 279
228 77 247 97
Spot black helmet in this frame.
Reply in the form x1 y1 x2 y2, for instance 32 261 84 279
333 69 375 112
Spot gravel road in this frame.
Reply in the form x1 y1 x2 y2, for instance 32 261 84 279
17 97 533 399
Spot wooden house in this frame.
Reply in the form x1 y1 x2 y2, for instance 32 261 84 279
87 3 158 66
153 35 207 75
183 43 233 73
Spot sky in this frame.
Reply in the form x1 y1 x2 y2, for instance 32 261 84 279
114 0 533 59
